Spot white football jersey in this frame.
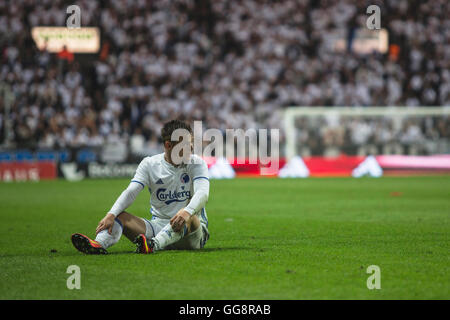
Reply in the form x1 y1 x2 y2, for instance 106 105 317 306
131 153 209 228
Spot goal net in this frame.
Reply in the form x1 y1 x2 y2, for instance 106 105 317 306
284 107 450 160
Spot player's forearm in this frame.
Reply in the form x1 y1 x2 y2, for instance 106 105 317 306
184 179 209 215
108 182 142 216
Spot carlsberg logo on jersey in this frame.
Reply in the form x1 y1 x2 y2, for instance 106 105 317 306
156 188 191 205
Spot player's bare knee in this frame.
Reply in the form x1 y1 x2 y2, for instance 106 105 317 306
116 211 130 227
116 211 145 241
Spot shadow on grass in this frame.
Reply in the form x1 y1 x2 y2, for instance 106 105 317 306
108 246 259 255
0 246 261 258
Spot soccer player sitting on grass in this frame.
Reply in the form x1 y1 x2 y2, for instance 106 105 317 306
71 120 210 254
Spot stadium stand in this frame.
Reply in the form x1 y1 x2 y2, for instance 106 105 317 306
0 0 449 159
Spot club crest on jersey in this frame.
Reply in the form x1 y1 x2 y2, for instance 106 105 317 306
180 173 190 183
156 188 191 205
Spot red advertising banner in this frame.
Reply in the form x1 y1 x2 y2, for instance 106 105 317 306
204 157 286 177
206 155 450 177
4 155 448 181
0 162 57 182
303 156 365 177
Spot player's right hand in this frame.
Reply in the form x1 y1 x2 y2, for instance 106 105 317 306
96 213 116 235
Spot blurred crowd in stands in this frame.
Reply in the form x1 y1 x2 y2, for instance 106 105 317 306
0 0 449 157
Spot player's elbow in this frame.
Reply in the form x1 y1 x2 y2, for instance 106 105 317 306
127 181 143 192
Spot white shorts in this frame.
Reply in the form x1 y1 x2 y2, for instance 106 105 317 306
141 216 209 250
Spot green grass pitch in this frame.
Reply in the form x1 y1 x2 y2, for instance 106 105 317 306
0 176 449 299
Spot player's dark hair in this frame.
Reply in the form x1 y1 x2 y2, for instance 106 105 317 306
161 119 192 143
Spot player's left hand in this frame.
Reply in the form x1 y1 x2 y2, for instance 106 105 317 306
170 209 191 232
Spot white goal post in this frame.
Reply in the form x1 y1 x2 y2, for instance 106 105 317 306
284 107 450 160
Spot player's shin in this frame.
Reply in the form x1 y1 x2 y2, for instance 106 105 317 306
95 218 123 249
152 223 188 250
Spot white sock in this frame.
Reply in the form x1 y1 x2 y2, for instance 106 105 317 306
152 223 188 251
95 218 123 249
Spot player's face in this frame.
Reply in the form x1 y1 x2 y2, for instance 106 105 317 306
165 134 193 165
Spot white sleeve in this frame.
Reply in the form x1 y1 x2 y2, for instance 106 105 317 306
131 158 150 187
108 158 149 216
185 177 209 215
108 182 143 217
185 158 210 215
